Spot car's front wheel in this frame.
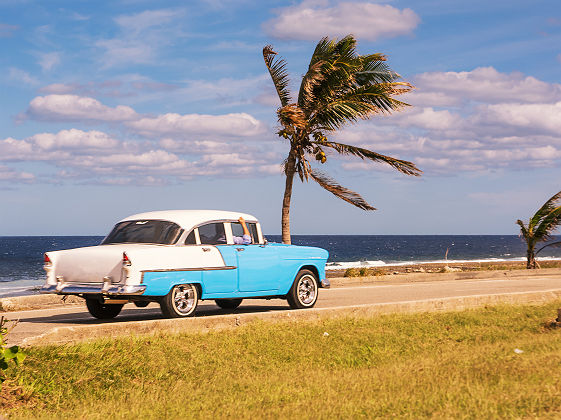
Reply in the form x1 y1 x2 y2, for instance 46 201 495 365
85 298 124 319
160 284 199 318
215 298 243 310
287 269 319 309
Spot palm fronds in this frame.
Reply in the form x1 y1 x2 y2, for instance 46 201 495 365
517 190 561 268
532 206 561 241
309 170 375 210
263 45 291 107
536 240 561 255
529 190 561 232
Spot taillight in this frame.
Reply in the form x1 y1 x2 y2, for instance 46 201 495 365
123 252 131 266
44 253 52 266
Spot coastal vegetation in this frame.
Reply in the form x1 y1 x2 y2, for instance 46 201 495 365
517 190 561 268
263 35 421 244
0 317 25 386
3 301 561 418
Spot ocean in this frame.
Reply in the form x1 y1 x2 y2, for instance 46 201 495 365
1 235 559 297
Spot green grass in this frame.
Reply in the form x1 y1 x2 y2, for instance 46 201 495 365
3 302 561 419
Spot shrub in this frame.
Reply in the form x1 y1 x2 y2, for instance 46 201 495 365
358 267 370 277
0 316 26 385
344 268 360 277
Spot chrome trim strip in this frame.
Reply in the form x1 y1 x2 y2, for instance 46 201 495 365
40 284 58 294
40 284 147 295
141 266 237 273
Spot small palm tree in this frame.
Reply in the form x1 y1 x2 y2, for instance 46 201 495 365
516 190 561 269
263 35 422 244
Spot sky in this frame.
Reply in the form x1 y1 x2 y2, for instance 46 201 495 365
1 0 561 235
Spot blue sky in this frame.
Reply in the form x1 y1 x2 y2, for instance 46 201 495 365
1 0 561 235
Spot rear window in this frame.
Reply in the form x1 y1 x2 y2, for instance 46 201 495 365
102 220 183 245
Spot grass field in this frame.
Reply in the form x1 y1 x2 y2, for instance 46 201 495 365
2 301 561 419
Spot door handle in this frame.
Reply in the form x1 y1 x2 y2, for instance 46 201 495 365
202 247 211 252
236 248 245 252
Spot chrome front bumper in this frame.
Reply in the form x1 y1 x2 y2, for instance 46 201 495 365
320 278 330 288
40 283 146 296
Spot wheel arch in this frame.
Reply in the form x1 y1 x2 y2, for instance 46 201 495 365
166 280 203 298
298 265 321 285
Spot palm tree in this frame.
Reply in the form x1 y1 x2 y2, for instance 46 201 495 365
263 35 422 244
517 190 561 269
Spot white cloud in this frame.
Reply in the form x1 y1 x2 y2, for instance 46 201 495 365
39 83 77 94
96 8 185 67
0 137 35 160
8 67 39 86
128 112 265 137
202 153 253 167
27 95 138 122
393 108 464 131
97 150 179 166
37 52 61 71
0 126 282 185
177 75 268 103
0 129 121 161
409 67 561 106
114 9 178 34
264 1 419 41
0 165 34 182
472 102 561 136
39 77 177 98
30 129 119 150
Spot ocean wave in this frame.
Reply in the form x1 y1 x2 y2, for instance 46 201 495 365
0 285 40 298
325 256 561 270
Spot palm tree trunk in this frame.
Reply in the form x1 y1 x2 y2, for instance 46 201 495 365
527 247 536 269
281 149 296 244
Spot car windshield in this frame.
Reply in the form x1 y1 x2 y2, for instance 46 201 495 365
102 220 183 245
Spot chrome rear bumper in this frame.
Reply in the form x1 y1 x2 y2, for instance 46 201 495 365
320 278 330 288
40 283 146 296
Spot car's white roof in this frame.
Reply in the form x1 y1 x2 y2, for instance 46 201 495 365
119 210 258 230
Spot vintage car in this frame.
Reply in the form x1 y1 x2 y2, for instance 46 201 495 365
41 210 329 319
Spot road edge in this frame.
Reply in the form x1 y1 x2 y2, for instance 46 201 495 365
19 288 561 347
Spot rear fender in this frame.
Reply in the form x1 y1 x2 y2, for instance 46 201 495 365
141 270 203 296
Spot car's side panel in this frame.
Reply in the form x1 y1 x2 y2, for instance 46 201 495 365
201 246 238 295
235 245 281 292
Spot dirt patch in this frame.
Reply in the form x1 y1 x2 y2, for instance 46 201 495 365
0 380 34 411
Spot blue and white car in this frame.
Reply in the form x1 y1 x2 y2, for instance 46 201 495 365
41 210 329 319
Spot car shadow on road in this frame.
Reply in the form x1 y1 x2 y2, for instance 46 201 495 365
19 304 291 325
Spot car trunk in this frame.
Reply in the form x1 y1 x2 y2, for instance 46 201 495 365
47 244 132 284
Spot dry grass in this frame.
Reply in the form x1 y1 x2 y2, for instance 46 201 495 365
4 301 561 419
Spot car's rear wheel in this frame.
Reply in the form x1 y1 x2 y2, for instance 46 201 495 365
215 298 243 310
85 298 124 319
133 301 150 308
286 269 319 309
160 284 199 318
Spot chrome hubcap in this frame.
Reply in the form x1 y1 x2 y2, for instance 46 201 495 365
173 285 195 314
297 275 317 305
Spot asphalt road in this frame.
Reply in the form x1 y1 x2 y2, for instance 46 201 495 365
5 273 561 345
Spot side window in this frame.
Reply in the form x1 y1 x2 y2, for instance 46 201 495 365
247 223 259 244
185 230 197 245
231 222 258 244
198 223 226 245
